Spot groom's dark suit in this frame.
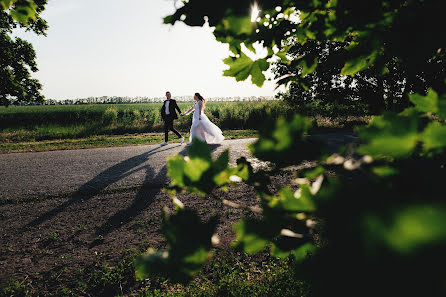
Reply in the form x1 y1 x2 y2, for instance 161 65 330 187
161 99 182 142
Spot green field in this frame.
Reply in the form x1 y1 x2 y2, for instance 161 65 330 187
0 101 370 153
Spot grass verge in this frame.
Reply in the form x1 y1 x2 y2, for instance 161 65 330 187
1 247 306 297
0 130 257 154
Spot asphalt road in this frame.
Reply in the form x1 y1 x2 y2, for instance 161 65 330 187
0 139 257 200
0 132 358 200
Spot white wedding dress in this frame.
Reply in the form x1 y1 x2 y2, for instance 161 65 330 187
187 102 224 144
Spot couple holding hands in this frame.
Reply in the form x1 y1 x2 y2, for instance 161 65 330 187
160 91 224 146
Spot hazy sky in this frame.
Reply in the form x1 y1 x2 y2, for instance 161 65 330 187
17 0 277 100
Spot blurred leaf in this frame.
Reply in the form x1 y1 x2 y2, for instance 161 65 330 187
438 95 446 120
222 16 252 35
304 166 325 179
421 121 446 152
9 0 37 24
341 53 375 76
297 56 318 77
365 206 446 254
372 166 399 177
409 89 438 114
290 242 316 261
187 138 211 160
167 155 186 187
0 0 14 10
250 114 324 165
135 209 218 284
184 158 210 182
268 186 316 212
341 35 379 76
357 111 420 159
233 220 271 254
234 157 252 181
163 14 174 25
167 140 251 195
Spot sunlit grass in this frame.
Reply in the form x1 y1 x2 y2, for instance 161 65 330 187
0 130 258 153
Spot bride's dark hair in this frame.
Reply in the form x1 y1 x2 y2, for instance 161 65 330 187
195 92 206 107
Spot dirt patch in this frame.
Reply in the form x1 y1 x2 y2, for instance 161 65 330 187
0 174 291 295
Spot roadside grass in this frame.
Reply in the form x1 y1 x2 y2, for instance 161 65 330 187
1 247 306 297
0 130 258 153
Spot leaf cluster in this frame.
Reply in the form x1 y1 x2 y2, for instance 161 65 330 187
0 0 47 106
165 0 446 101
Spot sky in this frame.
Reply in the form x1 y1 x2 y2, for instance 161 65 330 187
16 0 278 100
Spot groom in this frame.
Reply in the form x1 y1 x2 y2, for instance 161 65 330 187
160 91 184 145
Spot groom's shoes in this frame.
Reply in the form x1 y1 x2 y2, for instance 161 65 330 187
180 137 185 144
161 142 168 146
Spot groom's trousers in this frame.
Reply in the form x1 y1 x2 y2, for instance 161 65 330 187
164 118 182 142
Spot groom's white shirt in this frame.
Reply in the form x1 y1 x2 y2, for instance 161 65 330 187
165 99 170 115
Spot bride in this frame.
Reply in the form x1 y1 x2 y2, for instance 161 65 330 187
181 93 225 145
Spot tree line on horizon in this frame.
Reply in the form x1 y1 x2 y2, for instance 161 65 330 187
6 95 276 106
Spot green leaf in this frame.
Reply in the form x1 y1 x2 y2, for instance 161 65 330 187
298 57 318 77
9 0 37 24
222 16 252 35
184 158 211 182
187 138 211 161
167 155 186 187
270 240 315 259
409 89 439 114
291 242 316 261
372 166 399 177
304 166 325 179
163 14 174 25
0 0 14 10
244 42 256 53
421 121 446 152
438 95 446 120
233 220 270 254
228 41 242 55
341 50 377 76
234 157 251 181
214 149 229 172
135 209 218 283
358 135 418 159
365 206 446 254
268 186 316 212
250 114 323 165
357 111 420 159
167 140 249 195
223 53 269 87
251 59 270 87
223 53 253 81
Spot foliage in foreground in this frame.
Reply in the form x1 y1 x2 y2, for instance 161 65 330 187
0 0 48 106
165 0 445 98
144 2 446 295
136 89 446 297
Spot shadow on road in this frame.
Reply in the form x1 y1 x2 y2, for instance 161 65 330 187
24 142 222 246
25 145 182 229
89 143 222 247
